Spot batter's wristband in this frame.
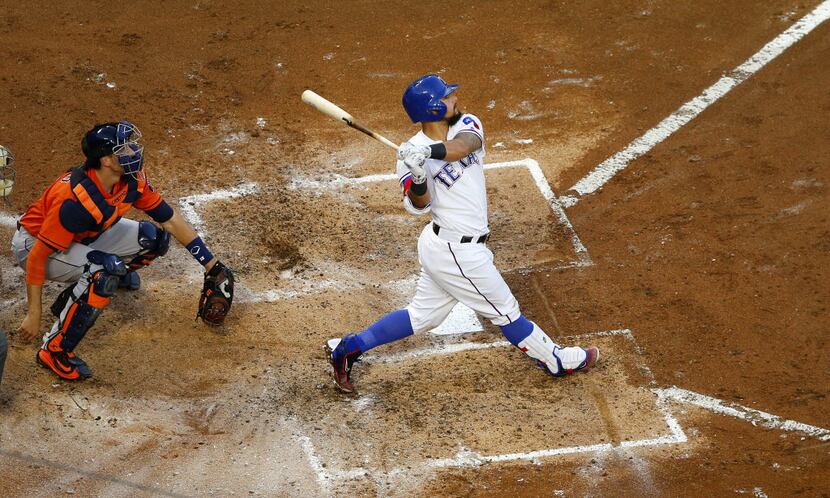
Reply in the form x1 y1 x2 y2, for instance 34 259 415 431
429 143 447 160
185 236 215 267
410 180 428 196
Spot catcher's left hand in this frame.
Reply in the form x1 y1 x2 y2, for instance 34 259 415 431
198 260 234 326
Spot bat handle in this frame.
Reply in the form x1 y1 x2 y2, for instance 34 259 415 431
377 135 399 151
346 119 399 151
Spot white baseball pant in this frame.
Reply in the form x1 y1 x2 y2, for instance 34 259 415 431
406 222 521 332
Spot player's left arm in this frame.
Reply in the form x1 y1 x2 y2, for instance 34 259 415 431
134 173 217 271
160 210 235 326
160 211 217 271
440 132 483 162
136 173 233 325
418 114 484 163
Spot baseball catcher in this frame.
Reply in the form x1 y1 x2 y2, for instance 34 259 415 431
326 75 598 392
10 122 234 381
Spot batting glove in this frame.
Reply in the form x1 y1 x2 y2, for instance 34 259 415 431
397 142 430 161
403 152 428 184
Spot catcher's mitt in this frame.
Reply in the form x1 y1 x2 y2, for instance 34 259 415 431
197 260 234 325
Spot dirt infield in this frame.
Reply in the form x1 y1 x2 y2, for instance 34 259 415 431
1 1 829 496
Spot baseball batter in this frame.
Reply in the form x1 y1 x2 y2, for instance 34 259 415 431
10 122 235 381
327 74 599 392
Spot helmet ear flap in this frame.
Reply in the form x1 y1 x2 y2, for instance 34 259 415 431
427 100 448 119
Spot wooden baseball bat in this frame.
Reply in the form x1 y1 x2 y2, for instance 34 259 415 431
301 90 398 150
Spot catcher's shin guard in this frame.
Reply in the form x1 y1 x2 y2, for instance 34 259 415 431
40 251 126 380
126 221 170 271
515 322 599 376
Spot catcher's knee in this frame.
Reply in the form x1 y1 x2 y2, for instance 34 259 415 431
138 221 170 256
86 250 127 299
128 221 170 270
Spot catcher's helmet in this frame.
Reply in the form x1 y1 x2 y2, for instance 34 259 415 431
402 74 459 123
81 121 144 176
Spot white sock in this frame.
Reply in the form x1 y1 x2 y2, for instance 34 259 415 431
516 322 587 374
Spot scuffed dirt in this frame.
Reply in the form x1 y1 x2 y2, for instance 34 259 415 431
1 0 828 497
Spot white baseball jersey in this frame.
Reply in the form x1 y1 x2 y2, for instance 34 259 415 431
397 113 487 236
394 113 521 329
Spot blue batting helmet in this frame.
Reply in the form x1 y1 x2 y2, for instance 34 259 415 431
81 121 144 176
402 74 459 123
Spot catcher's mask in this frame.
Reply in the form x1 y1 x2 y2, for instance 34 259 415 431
0 145 15 199
81 121 145 177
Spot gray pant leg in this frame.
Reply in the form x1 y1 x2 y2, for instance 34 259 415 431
11 219 144 283
12 228 92 283
88 219 143 260
12 220 145 348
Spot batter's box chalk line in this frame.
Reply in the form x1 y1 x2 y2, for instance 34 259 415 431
308 329 685 494
178 181 260 238
179 158 592 306
309 328 830 493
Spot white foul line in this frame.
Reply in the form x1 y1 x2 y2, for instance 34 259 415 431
559 0 830 207
656 386 830 441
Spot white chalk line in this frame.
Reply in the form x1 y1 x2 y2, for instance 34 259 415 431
559 0 830 207
306 328 688 492
288 158 589 259
237 255 589 304
310 327 830 490
178 182 260 237
236 158 591 303
656 386 830 442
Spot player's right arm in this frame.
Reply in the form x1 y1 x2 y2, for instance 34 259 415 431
396 157 431 214
438 132 482 162
17 240 54 342
18 196 76 342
